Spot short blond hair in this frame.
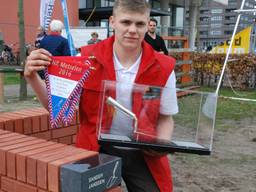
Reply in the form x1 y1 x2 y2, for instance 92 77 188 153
113 0 151 16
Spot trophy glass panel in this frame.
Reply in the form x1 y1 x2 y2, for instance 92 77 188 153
98 80 216 155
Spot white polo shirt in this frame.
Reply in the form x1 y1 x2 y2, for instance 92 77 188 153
110 51 178 137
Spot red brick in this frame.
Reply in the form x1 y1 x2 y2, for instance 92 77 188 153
0 113 24 134
58 136 72 145
6 139 47 179
72 134 77 144
32 115 40 133
48 150 98 192
1 176 37 192
0 137 39 175
12 111 33 135
40 113 49 131
0 114 16 132
15 180 37 192
0 134 30 147
0 132 19 139
19 108 49 132
20 110 41 133
26 145 74 186
36 146 86 189
38 190 48 192
0 119 4 130
51 125 77 139
1 176 15 192
16 142 64 182
0 129 8 134
0 134 26 143
30 130 51 141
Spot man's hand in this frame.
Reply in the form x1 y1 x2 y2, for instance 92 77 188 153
24 49 52 78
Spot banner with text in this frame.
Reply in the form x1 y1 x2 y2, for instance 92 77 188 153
210 26 252 54
45 56 92 128
40 0 55 30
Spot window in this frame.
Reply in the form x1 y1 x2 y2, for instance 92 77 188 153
224 31 233 35
211 9 223 14
200 17 209 22
225 9 235 13
200 31 208 35
225 16 236 20
200 9 209 14
211 23 222 28
210 30 222 35
211 16 222 21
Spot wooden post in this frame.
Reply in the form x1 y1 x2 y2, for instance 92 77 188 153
181 38 192 84
0 73 4 104
18 0 27 100
162 36 192 86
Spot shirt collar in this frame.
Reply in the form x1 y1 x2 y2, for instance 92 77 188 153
113 51 142 74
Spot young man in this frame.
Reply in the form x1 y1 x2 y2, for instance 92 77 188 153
144 18 169 55
24 0 178 191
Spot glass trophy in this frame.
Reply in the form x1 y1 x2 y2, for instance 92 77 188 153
97 80 217 155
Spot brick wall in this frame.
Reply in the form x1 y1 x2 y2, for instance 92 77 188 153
0 108 79 145
0 108 122 192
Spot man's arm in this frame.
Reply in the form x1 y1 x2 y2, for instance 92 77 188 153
157 114 174 141
24 49 51 109
143 114 174 157
160 37 169 55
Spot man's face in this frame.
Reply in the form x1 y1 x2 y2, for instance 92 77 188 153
92 35 97 40
110 8 149 50
148 20 157 34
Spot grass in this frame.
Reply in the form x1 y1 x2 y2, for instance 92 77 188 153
3 73 20 85
174 87 256 132
199 87 256 121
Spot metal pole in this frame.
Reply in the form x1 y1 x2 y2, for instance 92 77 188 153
215 0 246 94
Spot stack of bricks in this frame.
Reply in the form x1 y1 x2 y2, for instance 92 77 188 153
0 108 122 192
0 108 79 145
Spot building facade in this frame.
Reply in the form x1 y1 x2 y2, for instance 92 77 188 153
78 0 186 36
0 0 187 51
0 0 78 49
185 0 255 50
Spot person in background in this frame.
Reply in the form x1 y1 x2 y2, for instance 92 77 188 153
87 32 101 45
144 18 169 55
38 19 71 79
35 26 47 49
24 0 178 191
171 40 179 48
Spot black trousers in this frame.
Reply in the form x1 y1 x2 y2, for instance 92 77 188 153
100 146 160 192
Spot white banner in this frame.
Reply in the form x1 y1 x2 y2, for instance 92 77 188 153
40 0 55 30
